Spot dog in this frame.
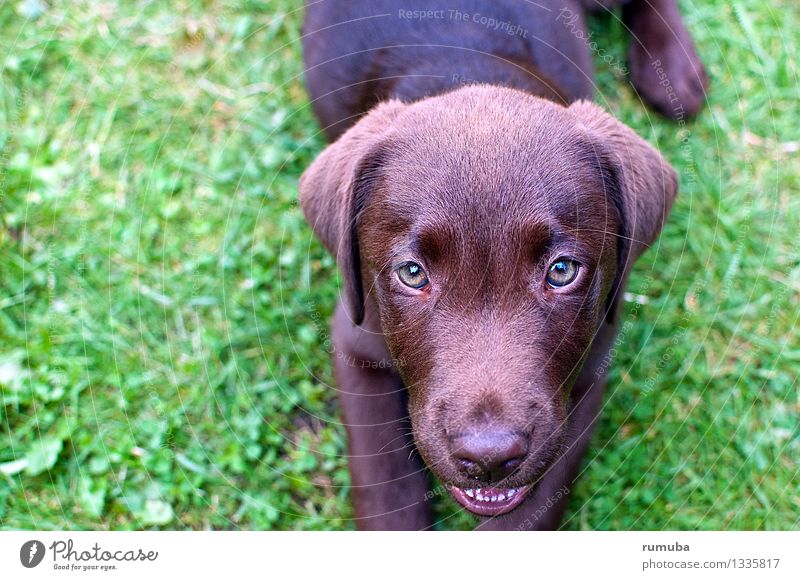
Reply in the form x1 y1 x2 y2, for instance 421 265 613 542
298 0 707 530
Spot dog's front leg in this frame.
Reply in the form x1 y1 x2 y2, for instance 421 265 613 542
331 301 433 530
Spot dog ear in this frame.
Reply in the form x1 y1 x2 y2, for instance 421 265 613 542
569 100 678 321
299 100 407 325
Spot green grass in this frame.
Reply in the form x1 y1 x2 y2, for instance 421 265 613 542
0 0 797 530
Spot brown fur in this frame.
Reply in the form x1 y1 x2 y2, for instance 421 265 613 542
299 0 696 529
300 87 676 529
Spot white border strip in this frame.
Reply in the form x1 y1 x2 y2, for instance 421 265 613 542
1 531 798 579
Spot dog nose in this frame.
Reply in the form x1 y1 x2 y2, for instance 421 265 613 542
450 430 529 483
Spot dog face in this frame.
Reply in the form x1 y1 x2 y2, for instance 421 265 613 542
300 86 677 516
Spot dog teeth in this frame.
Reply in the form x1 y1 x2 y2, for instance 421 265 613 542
460 486 523 504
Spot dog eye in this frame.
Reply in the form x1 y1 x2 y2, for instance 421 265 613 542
546 258 580 288
397 262 429 289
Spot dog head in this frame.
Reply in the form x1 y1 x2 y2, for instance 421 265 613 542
300 86 676 516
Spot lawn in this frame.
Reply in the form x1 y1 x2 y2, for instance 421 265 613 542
0 0 797 530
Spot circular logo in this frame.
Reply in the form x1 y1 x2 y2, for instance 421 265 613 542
20 540 46 568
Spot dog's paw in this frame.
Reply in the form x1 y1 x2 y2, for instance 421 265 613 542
628 31 709 120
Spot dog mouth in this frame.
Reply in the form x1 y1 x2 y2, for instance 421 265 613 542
448 484 531 516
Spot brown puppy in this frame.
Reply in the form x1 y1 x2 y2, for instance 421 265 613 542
299 0 701 530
